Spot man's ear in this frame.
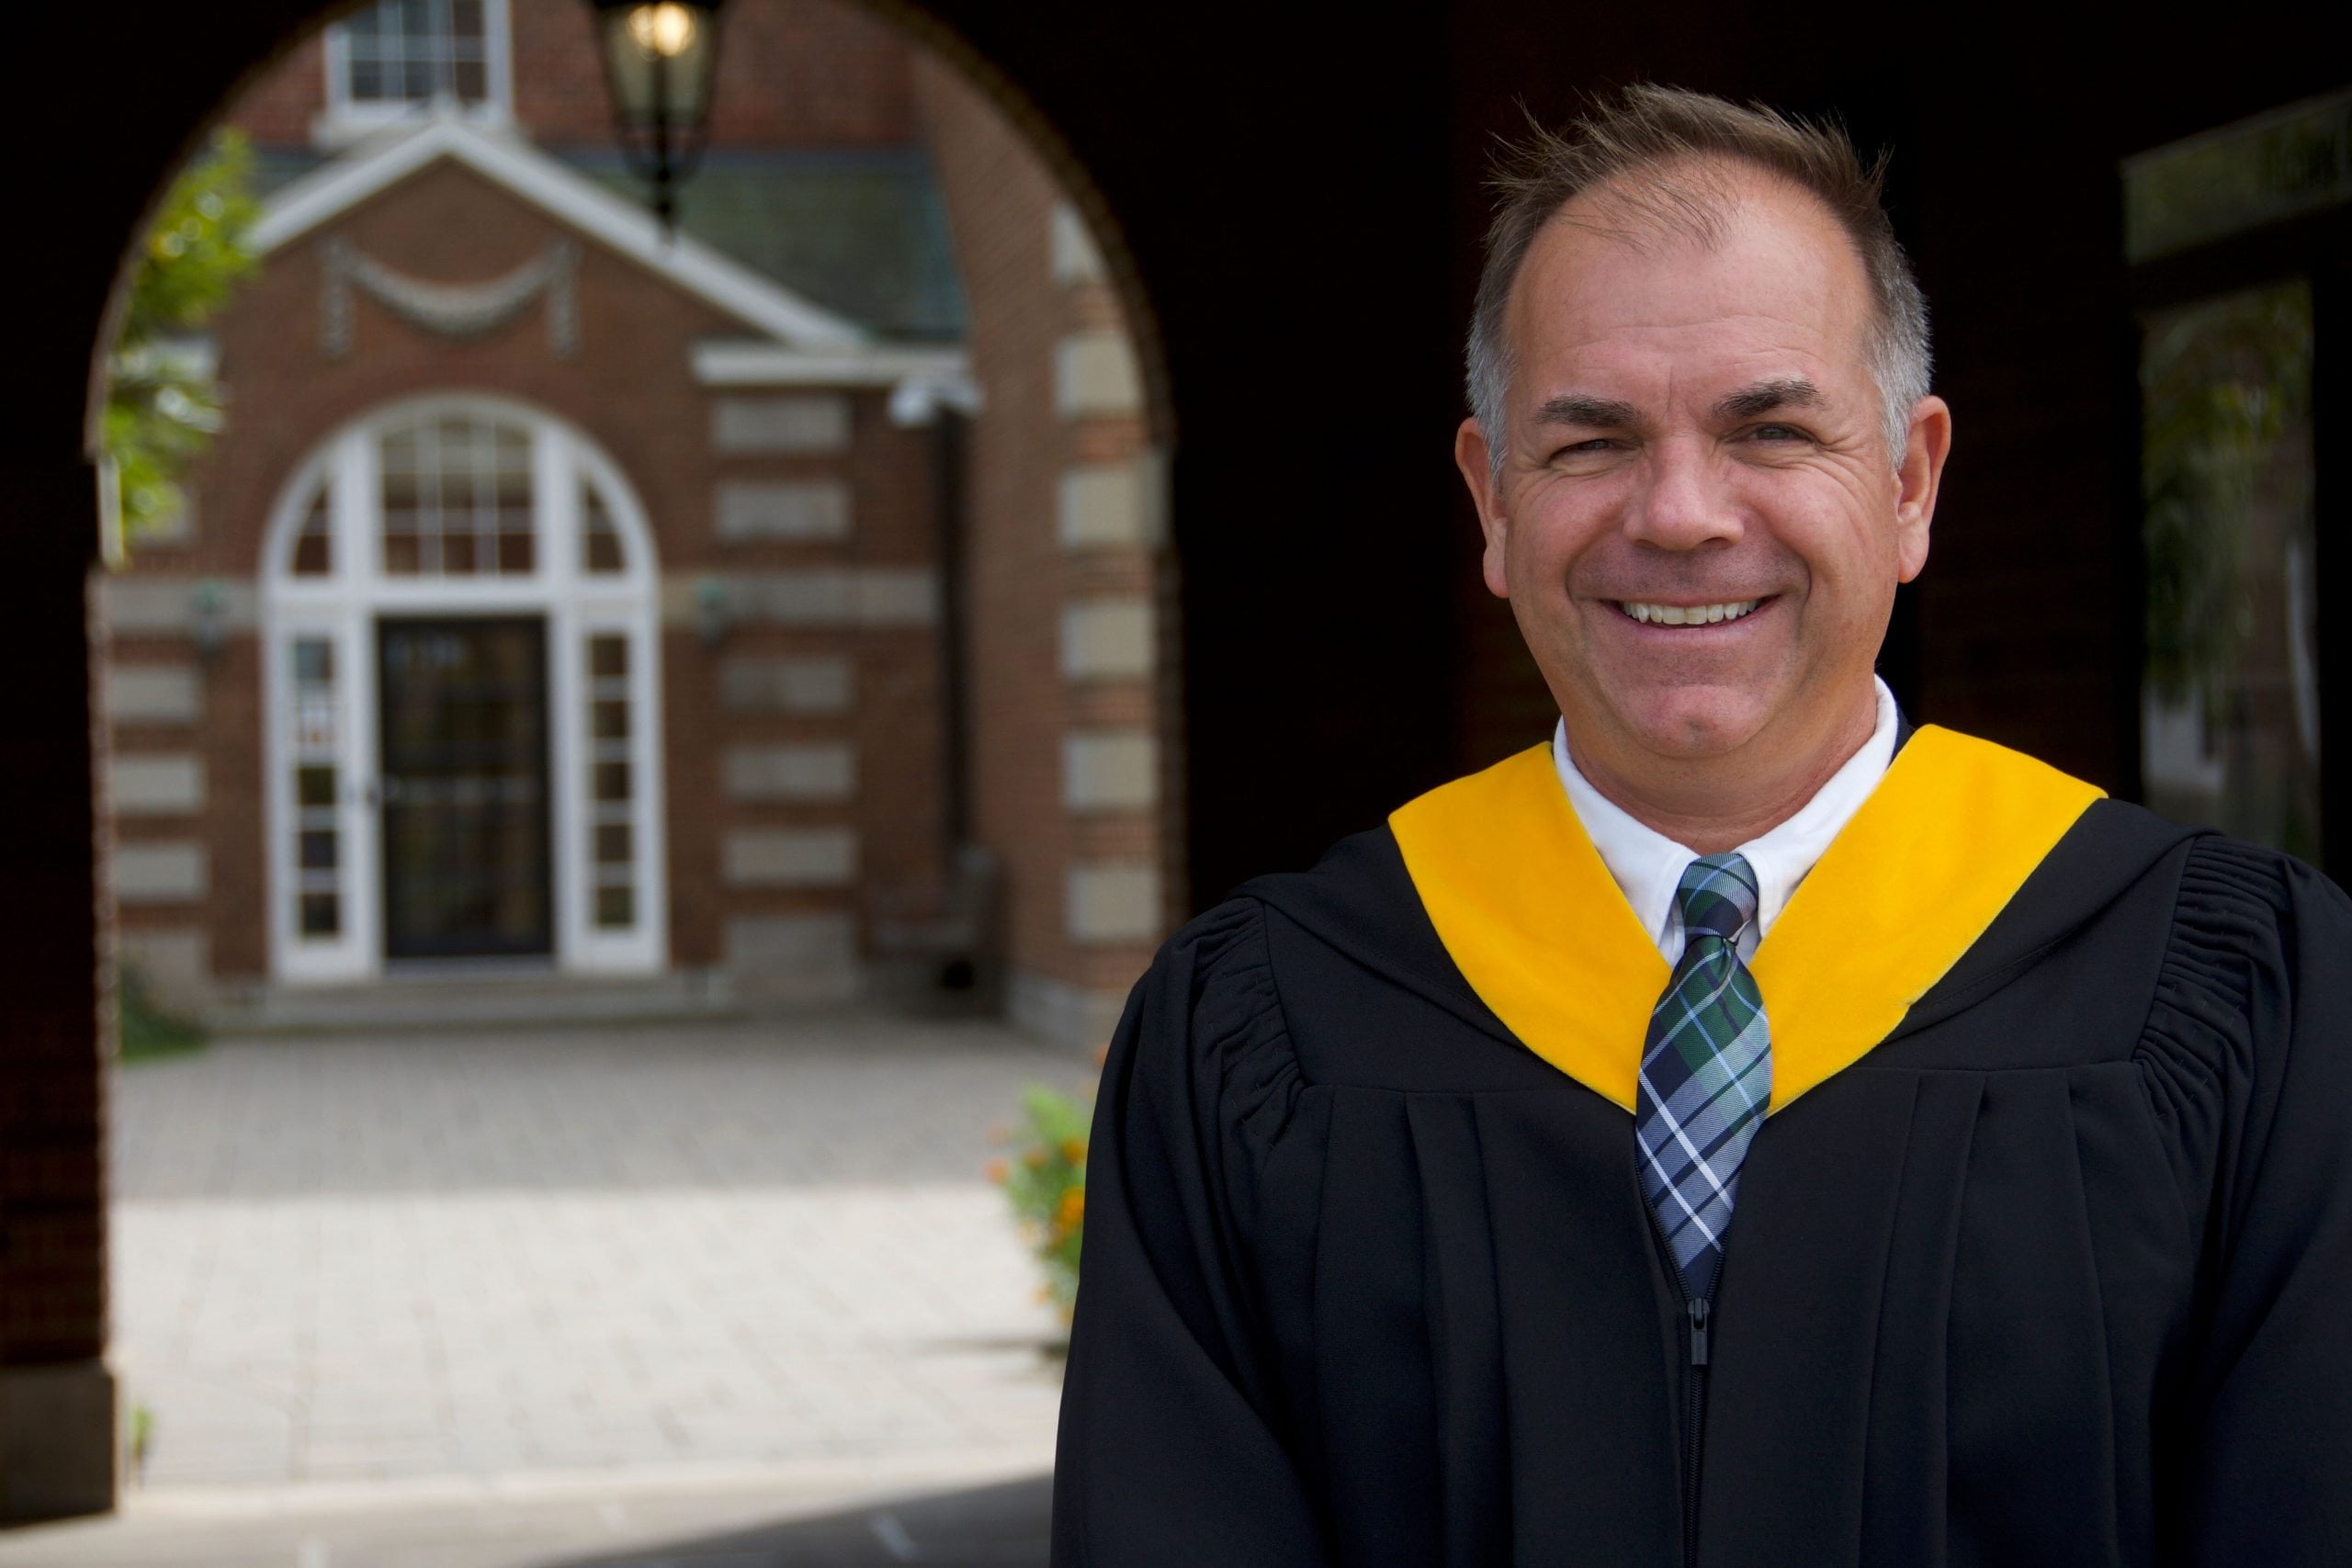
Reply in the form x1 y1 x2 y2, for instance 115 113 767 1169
1454 418 1511 599
1894 394 1951 583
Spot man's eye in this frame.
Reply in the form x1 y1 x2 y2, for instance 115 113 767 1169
1748 423 1806 442
1555 438 1617 457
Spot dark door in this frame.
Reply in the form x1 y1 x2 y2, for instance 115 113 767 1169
378 617 553 960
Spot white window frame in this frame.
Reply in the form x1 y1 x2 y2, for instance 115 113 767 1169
317 0 515 147
260 392 666 983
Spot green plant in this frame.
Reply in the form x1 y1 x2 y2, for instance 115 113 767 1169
129 1404 154 1477
117 964 208 1064
989 1086 1089 1321
102 129 261 552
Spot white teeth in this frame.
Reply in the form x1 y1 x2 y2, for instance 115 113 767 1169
1619 599 1760 626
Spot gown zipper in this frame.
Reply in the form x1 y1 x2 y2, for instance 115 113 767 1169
1644 1196 1715 1568
1683 1296 1710 1568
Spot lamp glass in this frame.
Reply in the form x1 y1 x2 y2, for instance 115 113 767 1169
599 4 716 123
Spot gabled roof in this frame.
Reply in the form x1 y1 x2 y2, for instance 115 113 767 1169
249 115 871 352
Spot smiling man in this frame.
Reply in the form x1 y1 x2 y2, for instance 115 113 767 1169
1052 87 2352 1567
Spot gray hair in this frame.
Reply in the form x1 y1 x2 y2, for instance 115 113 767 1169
1466 85 1932 478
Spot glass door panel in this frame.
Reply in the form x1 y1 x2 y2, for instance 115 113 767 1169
378 616 553 958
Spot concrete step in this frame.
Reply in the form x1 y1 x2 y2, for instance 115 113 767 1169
209 967 741 1033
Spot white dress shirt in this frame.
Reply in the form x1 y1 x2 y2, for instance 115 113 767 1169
1552 677 1901 964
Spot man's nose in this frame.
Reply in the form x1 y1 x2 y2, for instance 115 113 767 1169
1623 436 1743 551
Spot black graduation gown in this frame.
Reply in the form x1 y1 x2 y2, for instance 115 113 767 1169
1051 737 2352 1567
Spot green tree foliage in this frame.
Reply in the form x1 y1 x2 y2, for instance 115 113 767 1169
103 130 261 548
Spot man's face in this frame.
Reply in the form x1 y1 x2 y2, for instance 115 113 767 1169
1457 165 1947 776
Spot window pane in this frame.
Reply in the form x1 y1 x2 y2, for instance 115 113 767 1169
299 765 337 807
590 635 628 679
582 488 627 574
300 829 340 871
293 638 334 685
377 413 534 579
595 822 632 864
595 886 635 929
594 761 631 802
300 892 342 938
2141 278 2319 857
593 699 628 740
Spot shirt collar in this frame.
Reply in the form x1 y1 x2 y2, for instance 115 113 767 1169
1551 677 1902 960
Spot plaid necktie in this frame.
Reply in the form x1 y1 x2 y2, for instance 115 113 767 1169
1634 852 1770 1301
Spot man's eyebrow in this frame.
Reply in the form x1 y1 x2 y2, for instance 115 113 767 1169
1532 393 1644 430
1712 378 1826 423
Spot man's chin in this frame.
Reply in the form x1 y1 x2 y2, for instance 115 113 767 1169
1614 696 1774 762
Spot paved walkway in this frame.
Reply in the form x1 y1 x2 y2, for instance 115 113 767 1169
97 1012 1094 1498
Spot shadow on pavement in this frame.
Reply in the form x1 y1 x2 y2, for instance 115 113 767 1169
557 1474 1051 1567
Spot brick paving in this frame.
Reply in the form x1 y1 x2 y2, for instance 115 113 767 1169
99 1013 1096 1494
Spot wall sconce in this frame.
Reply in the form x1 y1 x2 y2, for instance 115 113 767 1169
189 579 227 661
694 577 732 648
586 1 728 231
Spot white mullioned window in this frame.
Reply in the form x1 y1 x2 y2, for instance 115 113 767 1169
321 0 514 141
261 393 665 983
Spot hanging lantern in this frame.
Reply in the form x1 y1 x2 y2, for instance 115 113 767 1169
586 1 727 230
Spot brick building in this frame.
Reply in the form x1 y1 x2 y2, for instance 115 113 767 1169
100 0 1175 1042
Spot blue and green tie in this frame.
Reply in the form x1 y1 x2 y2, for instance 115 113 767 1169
1634 852 1771 1300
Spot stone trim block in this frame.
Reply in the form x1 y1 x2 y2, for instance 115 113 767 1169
716 479 853 542
1054 332 1144 418
1051 202 1108 285
1060 599 1154 681
104 664 203 724
723 743 857 803
723 829 858 888
711 394 851 455
718 656 854 714
1063 729 1158 810
1057 462 1156 549
113 842 208 904
1067 862 1162 944
665 570 937 629
108 754 205 816
96 578 256 635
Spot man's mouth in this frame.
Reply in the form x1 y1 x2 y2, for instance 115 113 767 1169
1613 598 1765 626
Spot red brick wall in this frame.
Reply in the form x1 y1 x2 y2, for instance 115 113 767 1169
915 58 1172 1013
221 0 916 151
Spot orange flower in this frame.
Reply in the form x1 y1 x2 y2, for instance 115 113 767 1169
1057 1188 1086 1228
983 1157 1009 1184
1061 1138 1088 1166
1023 1147 1048 1168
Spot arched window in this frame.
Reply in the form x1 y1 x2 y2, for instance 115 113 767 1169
261 393 664 983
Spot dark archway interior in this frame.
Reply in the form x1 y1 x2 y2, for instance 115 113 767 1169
0 0 2340 1520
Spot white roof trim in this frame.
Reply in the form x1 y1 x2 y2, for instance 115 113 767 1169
692 340 970 388
250 115 869 352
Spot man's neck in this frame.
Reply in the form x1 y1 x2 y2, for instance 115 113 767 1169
1565 686 1883 855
